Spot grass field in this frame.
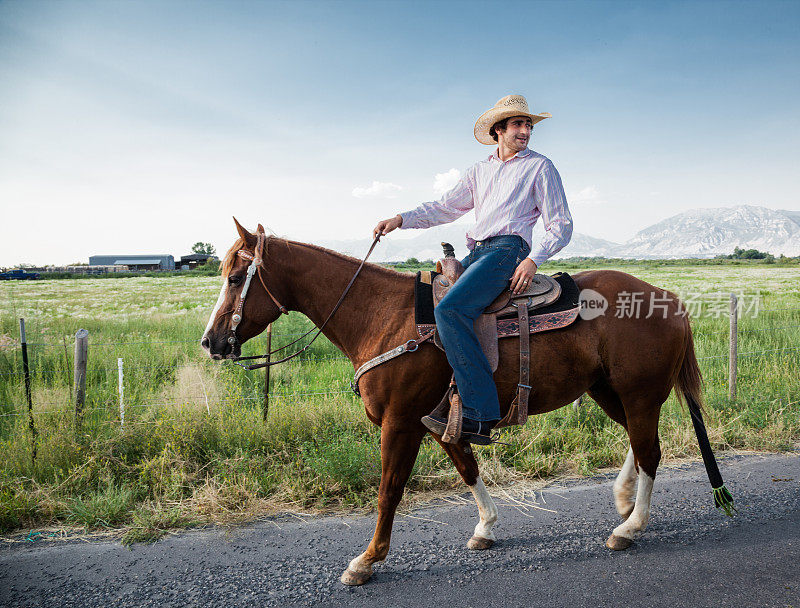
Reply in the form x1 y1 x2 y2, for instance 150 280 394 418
1 261 799 541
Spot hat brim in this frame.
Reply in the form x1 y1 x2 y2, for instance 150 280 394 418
474 109 551 145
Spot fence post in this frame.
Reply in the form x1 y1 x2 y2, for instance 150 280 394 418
19 318 37 464
729 293 738 400
263 323 272 422
74 328 89 433
118 357 124 427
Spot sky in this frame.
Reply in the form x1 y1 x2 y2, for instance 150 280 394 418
1 0 799 266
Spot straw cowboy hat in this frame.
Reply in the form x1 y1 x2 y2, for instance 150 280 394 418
473 94 551 145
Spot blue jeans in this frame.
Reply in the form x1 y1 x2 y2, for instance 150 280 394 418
433 235 531 422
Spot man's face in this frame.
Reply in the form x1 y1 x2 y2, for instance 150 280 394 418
497 116 532 152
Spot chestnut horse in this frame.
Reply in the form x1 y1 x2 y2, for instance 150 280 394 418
202 220 712 586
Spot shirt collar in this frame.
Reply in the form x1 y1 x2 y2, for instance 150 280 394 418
489 147 532 162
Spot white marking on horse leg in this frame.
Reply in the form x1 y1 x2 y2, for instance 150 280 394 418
203 281 228 339
469 477 498 541
341 550 380 585
612 468 654 541
613 447 637 518
347 551 375 575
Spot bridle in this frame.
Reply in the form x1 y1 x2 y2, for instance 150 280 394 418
227 231 288 351
224 231 382 370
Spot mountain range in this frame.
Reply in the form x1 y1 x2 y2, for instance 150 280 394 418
321 205 800 262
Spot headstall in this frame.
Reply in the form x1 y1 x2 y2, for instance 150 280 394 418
227 231 288 351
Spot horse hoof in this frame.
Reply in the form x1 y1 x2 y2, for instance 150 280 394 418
606 534 633 551
467 535 495 550
341 568 372 586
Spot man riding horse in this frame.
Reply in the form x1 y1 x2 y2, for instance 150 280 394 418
203 94 733 585
373 94 573 445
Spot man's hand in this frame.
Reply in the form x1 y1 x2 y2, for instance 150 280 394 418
510 258 538 294
373 215 403 239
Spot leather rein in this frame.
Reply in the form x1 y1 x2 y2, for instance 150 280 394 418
228 232 383 371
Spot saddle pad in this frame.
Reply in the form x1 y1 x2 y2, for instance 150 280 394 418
414 270 439 326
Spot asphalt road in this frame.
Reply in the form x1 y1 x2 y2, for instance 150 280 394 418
1 452 798 608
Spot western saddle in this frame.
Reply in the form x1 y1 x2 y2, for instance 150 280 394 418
428 242 563 444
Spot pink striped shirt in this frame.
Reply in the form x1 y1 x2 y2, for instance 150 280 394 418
399 147 573 266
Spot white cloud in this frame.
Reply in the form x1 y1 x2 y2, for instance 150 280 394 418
352 180 403 199
433 168 461 196
569 185 604 205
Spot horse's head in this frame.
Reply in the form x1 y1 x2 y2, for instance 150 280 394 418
201 218 288 360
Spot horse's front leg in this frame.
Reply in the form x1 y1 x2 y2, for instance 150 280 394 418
613 446 637 520
341 425 424 586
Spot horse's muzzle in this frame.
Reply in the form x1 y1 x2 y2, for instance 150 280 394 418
201 334 240 360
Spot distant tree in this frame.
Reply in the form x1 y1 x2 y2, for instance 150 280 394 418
405 257 420 265
191 242 216 256
726 246 769 260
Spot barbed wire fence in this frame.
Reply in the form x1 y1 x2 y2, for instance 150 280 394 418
1 294 799 437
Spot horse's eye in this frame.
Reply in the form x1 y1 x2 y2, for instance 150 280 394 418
228 275 242 286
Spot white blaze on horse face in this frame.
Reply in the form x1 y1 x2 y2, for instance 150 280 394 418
203 281 229 341
470 477 498 540
612 469 654 541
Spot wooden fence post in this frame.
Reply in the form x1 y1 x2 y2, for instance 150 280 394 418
19 319 37 464
263 323 272 422
74 329 89 433
729 293 738 401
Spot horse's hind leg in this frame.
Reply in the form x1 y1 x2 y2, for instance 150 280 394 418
435 438 498 550
341 425 425 586
606 401 663 551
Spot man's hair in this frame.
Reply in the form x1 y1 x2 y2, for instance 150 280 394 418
489 118 509 143
490 116 533 142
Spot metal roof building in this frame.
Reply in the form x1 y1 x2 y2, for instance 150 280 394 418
178 253 218 270
89 254 175 271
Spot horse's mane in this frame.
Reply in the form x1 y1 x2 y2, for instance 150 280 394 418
220 237 247 278
220 235 408 280
283 239 406 279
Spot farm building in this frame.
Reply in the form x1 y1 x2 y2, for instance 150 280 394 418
178 253 218 270
89 254 175 271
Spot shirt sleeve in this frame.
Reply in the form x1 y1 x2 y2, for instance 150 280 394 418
528 160 573 266
398 170 474 229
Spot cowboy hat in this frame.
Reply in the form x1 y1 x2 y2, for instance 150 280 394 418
473 94 551 145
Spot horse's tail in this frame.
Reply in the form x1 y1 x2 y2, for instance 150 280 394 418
674 313 704 411
674 310 736 517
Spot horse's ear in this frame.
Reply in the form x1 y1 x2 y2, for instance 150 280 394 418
256 223 266 235
233 217 256 248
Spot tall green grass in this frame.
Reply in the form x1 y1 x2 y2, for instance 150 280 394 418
0 264 798 539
